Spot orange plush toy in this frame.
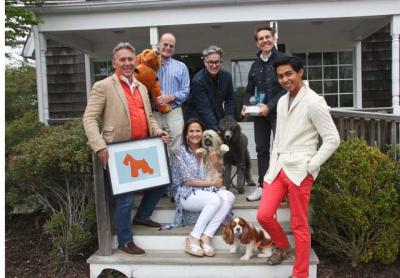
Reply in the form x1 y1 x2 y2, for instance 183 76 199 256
134 49 172 113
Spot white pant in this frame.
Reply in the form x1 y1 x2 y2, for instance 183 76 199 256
180 189 235 239
154 107 184 154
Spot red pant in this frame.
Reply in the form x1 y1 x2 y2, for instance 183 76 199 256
257 170 313 278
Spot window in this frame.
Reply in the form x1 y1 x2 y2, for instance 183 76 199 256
93 61 114 82
293 51 354 108
232 60 254 90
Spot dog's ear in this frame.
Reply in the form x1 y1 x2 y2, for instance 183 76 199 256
240 223 255 244
222 222 234 245
232 121 242 143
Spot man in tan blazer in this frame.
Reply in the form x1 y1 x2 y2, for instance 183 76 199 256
83 42 168 256
257 56 340 278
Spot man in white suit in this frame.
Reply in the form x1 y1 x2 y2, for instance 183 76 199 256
256 56 340 278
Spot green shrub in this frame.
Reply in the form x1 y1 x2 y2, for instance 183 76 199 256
5 110 47 213
5 110 46 159
7 120 95 263
312 136 400 267
5 65 37 122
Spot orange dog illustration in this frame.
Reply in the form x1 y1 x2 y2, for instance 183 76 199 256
134 49 172 113
123 154 154 177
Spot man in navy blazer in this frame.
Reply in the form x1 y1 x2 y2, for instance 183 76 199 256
185 45 236 130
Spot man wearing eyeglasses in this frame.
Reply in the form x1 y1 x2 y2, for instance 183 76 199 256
186 45 236 131
155 33 190 153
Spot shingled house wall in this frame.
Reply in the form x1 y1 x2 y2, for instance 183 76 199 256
46 39 87 124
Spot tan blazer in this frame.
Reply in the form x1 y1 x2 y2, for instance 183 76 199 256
83 74 162 153
264 81 340 186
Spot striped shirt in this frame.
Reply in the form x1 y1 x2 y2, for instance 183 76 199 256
157 57 190 109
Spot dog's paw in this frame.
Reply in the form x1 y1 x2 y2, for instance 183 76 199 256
220 144 229 154
229 247 237 253
196 148 206 156
240 255 251 261
257 253 268 258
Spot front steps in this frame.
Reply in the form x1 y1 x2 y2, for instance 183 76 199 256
88 249 319 278
88 162 319 277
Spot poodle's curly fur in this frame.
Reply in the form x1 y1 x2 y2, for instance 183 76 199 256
218 117 256 193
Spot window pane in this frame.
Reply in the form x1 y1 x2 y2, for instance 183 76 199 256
308 66 322 80
324 80 338 94
340 80 353 93
323 52 337 65
94 62 109 76
324 66 338 79
232 60 254 89
309 81 322 94
339 65 353 79
308 53 322 65
339 51 353 64
324 95 338 107
340 94 353 107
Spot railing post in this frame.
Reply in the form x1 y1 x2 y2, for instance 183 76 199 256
92 153 113 256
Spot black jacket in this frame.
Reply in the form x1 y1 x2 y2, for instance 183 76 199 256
245 48 286 117
186 68 236 130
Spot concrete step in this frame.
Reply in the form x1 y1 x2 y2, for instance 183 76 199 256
112 222 301 250
87 249 319 278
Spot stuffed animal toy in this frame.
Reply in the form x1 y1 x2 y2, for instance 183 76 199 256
134 49 172 113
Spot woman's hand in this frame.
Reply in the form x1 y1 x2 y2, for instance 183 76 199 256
211 176 223 188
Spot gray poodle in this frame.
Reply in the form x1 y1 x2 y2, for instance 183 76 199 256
218 116 256 193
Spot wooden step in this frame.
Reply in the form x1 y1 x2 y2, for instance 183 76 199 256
87 249 319 278
112 222 302 250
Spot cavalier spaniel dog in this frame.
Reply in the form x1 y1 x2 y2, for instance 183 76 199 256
223 217 273 260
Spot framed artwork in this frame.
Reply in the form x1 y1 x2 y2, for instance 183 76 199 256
107 137 171 195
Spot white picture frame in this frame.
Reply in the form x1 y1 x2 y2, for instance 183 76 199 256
107 137 171 195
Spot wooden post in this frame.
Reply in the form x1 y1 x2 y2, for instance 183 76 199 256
92 153 113 256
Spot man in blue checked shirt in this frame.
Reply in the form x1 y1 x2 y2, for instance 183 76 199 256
155 33 190 153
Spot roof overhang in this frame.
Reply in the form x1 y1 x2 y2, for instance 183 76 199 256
30 0 400 32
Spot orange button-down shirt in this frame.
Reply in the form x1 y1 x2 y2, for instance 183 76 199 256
116 71 149 139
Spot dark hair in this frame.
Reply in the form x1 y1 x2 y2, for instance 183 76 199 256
273 55 304 73
253 26 276 41
182 118 206 151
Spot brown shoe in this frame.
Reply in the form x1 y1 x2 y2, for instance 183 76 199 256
266 247 289 265
132 218 161 228
118 241 146 256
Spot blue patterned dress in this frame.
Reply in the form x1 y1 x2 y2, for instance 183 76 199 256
168 145 219 227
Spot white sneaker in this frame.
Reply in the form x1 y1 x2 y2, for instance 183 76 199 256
246 187 263 201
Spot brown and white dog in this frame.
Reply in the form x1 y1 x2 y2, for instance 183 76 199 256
223 217 273 260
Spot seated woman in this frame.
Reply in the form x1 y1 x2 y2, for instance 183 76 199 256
170 118 235 257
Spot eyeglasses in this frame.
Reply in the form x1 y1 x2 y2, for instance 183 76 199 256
206 60 222 66
162 43 175 49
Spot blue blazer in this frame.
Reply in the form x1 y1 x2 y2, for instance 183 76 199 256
186 68 236 130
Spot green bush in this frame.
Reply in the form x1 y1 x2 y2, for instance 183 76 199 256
5 110 47 212
5 65 37 122
312 136 400 267
7 120 95 263
5 110 46 159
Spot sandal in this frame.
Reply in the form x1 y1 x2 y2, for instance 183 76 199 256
266 247 289 265
185 237 204 257
200 240 216 257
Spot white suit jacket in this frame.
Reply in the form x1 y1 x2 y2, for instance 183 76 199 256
264 81 340 186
